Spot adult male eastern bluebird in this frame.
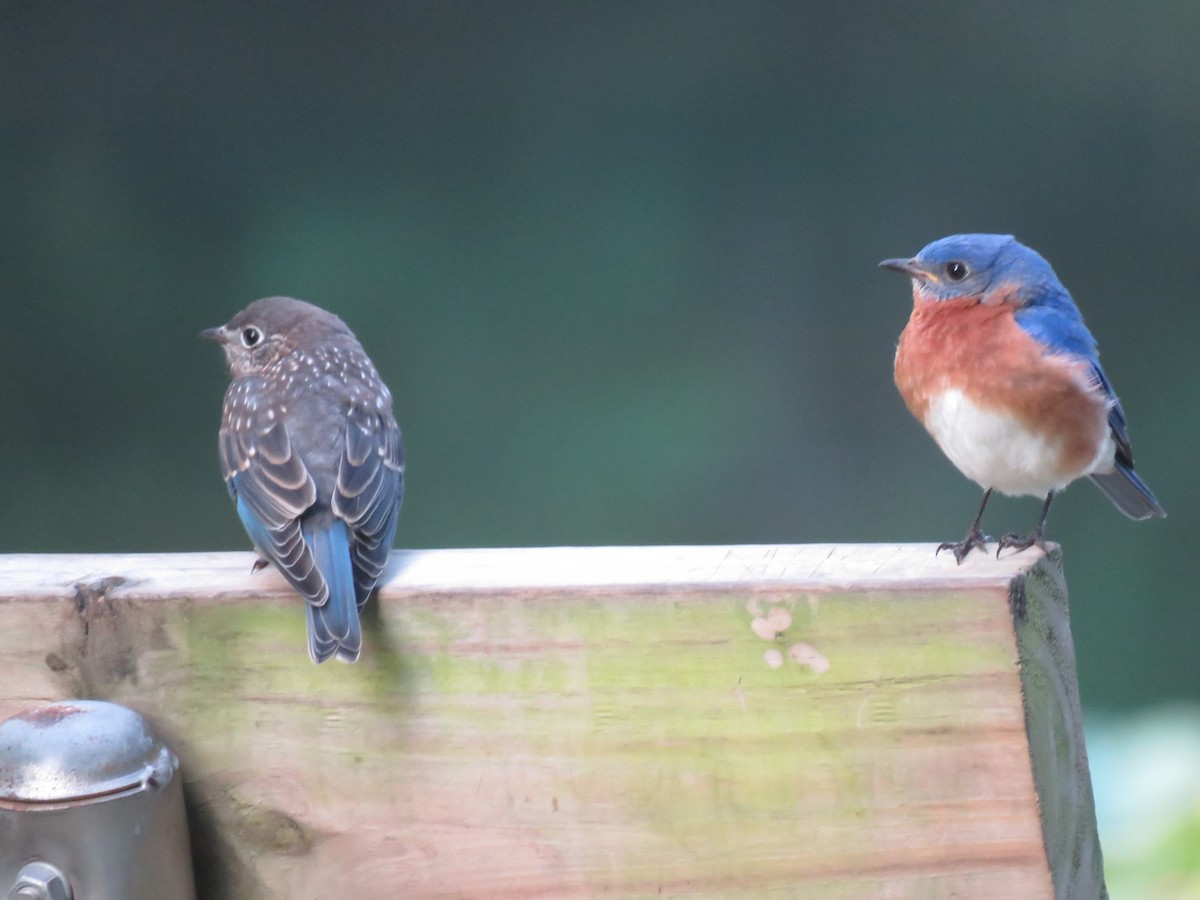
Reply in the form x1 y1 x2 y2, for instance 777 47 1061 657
201 297 404 662
882 234 1164 563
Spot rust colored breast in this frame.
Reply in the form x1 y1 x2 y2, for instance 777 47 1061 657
894 296 1110 476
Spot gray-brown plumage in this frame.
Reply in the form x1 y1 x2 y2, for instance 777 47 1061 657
201 297 404 662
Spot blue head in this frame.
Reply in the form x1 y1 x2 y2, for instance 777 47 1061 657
880 234 1067 306
883 233 1098 359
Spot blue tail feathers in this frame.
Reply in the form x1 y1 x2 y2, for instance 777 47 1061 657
301 518 363 663
1090 464 1166 521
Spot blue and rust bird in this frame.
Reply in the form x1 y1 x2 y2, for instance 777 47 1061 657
201 297 404 662
882 234 1164 563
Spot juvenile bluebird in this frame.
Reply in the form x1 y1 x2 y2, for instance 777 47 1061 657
882 234 1164 563
201 297 404 662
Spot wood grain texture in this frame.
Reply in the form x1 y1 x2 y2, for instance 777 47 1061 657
0 544 1105 899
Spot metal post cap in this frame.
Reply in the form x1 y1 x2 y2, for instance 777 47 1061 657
0 701 176 805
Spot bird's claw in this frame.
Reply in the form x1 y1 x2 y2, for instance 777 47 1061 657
936 530 991 565
251 557 271 574
996 533 1048 558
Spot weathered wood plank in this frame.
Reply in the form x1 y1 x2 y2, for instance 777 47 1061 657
0 545 1104 899
0 542 1053 600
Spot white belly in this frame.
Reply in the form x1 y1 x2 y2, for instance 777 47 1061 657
923 389 1113 497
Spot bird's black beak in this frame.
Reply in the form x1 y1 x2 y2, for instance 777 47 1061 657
878 257 924 278
199 326 224 343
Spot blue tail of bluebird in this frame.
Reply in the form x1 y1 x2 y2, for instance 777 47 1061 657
1090 465 1166 521
301 517 362 663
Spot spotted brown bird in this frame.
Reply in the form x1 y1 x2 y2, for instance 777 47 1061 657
202 297 404 661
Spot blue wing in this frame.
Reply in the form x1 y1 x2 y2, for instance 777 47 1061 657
222 405 327 606
332 403 404 608
1013 299 1131 456
1014 299 1164 519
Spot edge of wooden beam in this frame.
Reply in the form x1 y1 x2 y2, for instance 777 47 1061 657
0 543 1048 602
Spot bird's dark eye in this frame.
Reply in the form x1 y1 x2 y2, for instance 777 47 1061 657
241 326 262 348
945 261 968 281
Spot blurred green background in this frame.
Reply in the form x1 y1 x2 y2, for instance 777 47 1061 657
1 2 1196 891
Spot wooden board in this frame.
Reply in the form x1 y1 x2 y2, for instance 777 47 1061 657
0 544 1105 898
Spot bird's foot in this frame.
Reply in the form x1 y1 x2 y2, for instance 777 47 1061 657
937 529 991 565
996 532 1048 558
251 557 271 574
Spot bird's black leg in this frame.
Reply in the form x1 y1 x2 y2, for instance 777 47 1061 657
998 490 1054 557
937 488 993 564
